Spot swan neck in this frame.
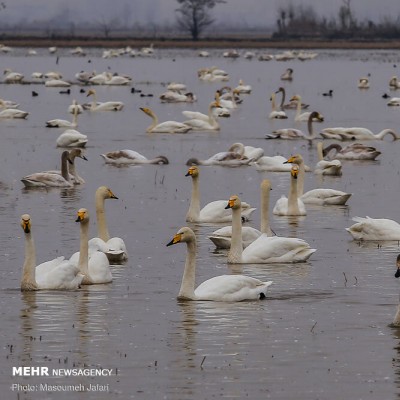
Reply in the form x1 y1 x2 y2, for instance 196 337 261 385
279 89 285 109
260 186 272 236
186 176 200 222
288 174 300 215
61 153 70 182
317 142 324 161
228 206 243 263
95 192 110 242
295 97 301 118
78 219 90 278
21 232 38 290
147 112 158 132
208 103 218 127
178 240 196 300
297 162 305 197
270 93 276 111
304 118 316 139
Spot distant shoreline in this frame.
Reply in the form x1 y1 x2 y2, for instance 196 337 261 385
2 37 400 50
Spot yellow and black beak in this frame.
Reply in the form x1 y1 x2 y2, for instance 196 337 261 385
76 210 85 223
185 167 195 177
166 233 182 247
22 220 30 233
284 155 295 165
109 189 118 200
225 198 235 209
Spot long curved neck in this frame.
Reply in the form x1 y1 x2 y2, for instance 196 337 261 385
207 104 218 128
228 206 243 263
317 142 324 161
78 220 90 279
178 240 196 300
72 108 78 126
270 93 277 112
186 176 200 222
260 187 272 236
378 129 398 140
60 153 70 182
95 193 110 242
303 118 317 140
295 96 302 118
21 232 38 291
288 175 300 215
279 89 285 109
324 143 341 158
67 159 78 181
147 112 158 132
91 92 98 109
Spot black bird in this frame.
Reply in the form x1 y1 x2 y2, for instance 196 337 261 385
322 90 333 97
59 89 70 95
32 91 38 97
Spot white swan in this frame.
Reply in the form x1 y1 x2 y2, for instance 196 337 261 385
20 214 83 291
44 71 62 80
387 97 400 106
389 76 400 89
104 73 131 86
292 95 324 122
227 143 264 161
73 208 112 284
209 179 274 249
285 154 351 205
226 195 316 263
314 142 342 176
322 143 381 160
182 100 221 131
358 77 369 89
45 79 71 87
167 82 187 91
269 92 288 119
140 107 191 133
89 186 128 263
217 87 239 109
167 226 273 301
234 79 252 94
346 216 400 241
275 87 309 110
320 127 399 141
21 151 74 188
83 89 124 111
4 69 24 83
198 66 229 82
46 100 79 128
254 155 311 172
0 105 29 119
266 111 323 139
160 91 196 103
280 68 293 81
186 146 253 166
101 150 169 165
56 129 88 148
0 98 19 109
273 165 306 216
185 166 255 223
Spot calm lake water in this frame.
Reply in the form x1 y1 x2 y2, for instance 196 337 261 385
1 47 400 399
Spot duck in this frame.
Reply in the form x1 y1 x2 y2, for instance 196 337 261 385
46 100 79 128
266 111 323 139
275 87 309 110
358 77 370 89
273 165 307 216
101 150 169 165
185 166 255 223
19 214 83 291
284 154 351 205
140 107 192 133
346 216 400 241
21 151 74 188
280 68 293 81
72 208 112 284
322 143 381 160
269 92 288 119
167 226 273 301
82 89 124 111
234 79 252 94
291 95 324 122
56 129 88 148
226 195 315 263
182 100 221 131
209 179 274 249
322 90 333 97
320 127 399 141
160 91 196 103
314 142 342 176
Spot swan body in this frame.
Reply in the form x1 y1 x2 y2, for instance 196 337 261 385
45 79 70 87
346 217 400 241
320 127 399 141
389 76 400 89
140 107 191 133
20 214 83 291
254 155 311 172
0 107 28 119
323 143 381 160
160 91 196 103
167 227 273 301
387 97 400 106
4 70 24 83
182 100 221 130
104 74 131 86
314 142 342 176
167 82 187 91
68 102 83 114
358 77 369 89
56 129 88 148
198 67 229 82
0 98 20 109
186 151 252 166
83 89 124 111
269 92 287 119
73 208 112 284
44 71 62 80
185 166 255 223
280 68 293 81
275 87 309 110
292 95 324 122
234 79 252 94
46 100 79 128
101 149 169 165
226 195 315 263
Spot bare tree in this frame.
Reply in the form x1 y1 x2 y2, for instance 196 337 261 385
175 0 226 40
97 16 119 38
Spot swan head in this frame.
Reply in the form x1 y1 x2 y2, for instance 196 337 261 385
20 214 31 233
275 87 285 94
284 154 304 165
225 195 241 210
291 165 299 179
309 111 324 122
86 89 96 97
140 107 154 117
289 94 301 102
76 208 89 223
96 186 118 200
186 158 200 166
166 226 195 247
185 166 199 177
156 155 169 164
69 148 87 161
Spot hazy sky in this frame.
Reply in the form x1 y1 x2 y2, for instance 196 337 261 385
2 0 399 28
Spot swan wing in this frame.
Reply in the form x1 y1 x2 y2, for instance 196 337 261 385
153 121 191 133
21 172 72 188
46 119 73 128
266 129 304 139
101 149 147 164
200 200 255 223
182 111 208 121
88 251 113 283
36 259 82 289
209 226 262 249
183 119 214 130
301 189 351 205
346 217 400 240
56 130 88 147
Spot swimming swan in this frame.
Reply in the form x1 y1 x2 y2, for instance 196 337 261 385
314 142 342 176
56 129 88 148
167 226 273 301
20 214 83 291
185 166 255 223
83 89 124 111
226 195 315 263
101 150 169 165
346 216 400 241
0 101 28 119
320 127 400 141
269 92 288 119
46 100 79 128
358 77 369 89
280 68 293 81
182 100 221 130
322 143 381 160
291 95 324 122
140 107 192 133
275 87 309 110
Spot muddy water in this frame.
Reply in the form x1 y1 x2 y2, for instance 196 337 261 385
1 48 400 399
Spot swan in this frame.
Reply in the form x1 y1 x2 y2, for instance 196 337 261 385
227 143 264 161
70 46 85 56
285 153 351 205
48 46 57 54
167 226 272 301
4 69 24 83
185 166 255 223
56 129 88 148
292 95 324 122
0 104 29 119
44 71 63 80
198 67 229 82
167 82 187 91
198 51 210 57
186 148 253 166
320 127 399 141
140 107 192 133
273 165 307 216
46 100 79 128
254 155 311 172
358 77 369 89
269 92 288 119
83 89 124 111
75 70 95 84
322 143 381 160
226 195 315 263
20 214 83 291
387 97 400 106
160 91 196 103
0 98 19 109
216 87 239 109
68 101 83 115
101 149 169 165
346 216 400 241
266 111 323 139
314 142 342 176
182 100 221 131
234 79 252 94
104 73 131 86
209 179 274 249
275 87 309 110
21 151 74 188
45 79 71 87
280 68 293 81
88 72 109 85
389 76 400 89
73 208 112 284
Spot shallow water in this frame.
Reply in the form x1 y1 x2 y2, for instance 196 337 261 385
1 47 400 399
